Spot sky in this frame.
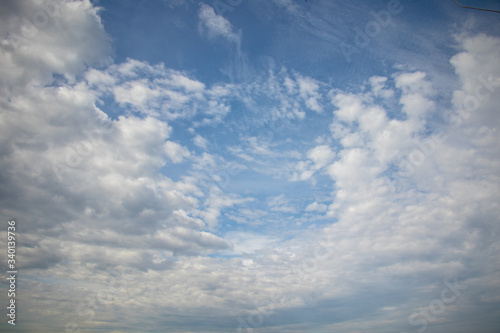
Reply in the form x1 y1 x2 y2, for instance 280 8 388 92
1 0 500 332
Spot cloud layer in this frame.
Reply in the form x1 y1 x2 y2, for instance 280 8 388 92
0 1 499 332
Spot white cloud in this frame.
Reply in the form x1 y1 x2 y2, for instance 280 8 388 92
369 76 394 99
196 187 253 228
305 201 328 213
296 74 323 113
291 144 336 181
0 0 112 88
198 3 240 43
331 92 365 123
267 194 296 213
0 1 235 270
395 72 435 120
193 134 209 149
164 140 191 163
113 79 161 108
83 58 235 124
2 1 500 331
226 207 268 225
224 231 276 254
307 145 336 169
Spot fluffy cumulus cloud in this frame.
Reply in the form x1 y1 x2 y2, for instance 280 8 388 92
1 1 500 332
85 58 234 122
0 2 243 282
291 145 336 181
0 0 112 87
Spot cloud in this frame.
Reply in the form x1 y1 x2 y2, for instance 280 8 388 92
193 134 209 149
267 194 297 213
0 1 235 271
226 207 268 225
224 231 276 254
307 145 336 169
291 145 336 181
164 140 191 163
305 201 328 213
369 76 394 99
86 59 228 121
163 0 196 9
296 74 324 113
0 0 112 88
196 186 253 228
1 1 500 331
198 3 240 43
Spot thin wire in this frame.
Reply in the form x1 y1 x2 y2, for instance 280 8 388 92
453 0 500 13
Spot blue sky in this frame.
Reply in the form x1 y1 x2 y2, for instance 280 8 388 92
1 0 500 332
